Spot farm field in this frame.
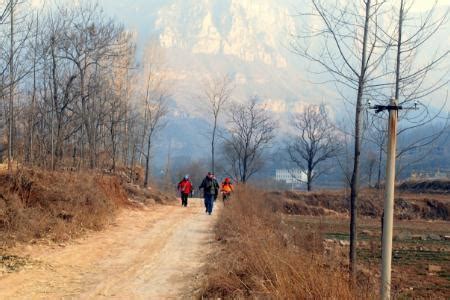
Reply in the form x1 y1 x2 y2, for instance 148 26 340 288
284 214 450 298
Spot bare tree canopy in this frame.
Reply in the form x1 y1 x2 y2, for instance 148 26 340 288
223 97 276 183
138 41 170 188
366 0 449 180
201 73 234 174
287 104 341 191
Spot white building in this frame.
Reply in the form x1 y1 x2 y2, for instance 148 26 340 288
275 169 307 184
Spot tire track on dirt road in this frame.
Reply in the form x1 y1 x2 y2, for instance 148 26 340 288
0 198 219 299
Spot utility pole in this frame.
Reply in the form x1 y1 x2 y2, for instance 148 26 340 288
380 4 403 296
368 97 417 299
380 98 398 299
8 0 14 174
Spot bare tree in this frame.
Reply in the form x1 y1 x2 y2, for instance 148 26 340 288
293 0 389 276
7 0 15 173
142 94 169 188
201 74 234 174
223 97 276 183
366 0 449 180
0 0 34 171
287 104 340 191
137 41 170 188
0 0 137 172
55 2 131 169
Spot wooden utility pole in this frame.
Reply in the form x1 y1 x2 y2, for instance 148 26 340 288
380 98 398 299
381 2 403 298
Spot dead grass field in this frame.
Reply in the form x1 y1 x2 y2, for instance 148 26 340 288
201 188 373 299
203 186 449 299
0 167 176 249
0 169 127 248
271 187 450 299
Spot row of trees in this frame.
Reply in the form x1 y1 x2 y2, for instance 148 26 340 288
0 0 282 189
0 1 172 184
201 74 278 183
0 1 283 188
201 73 341 188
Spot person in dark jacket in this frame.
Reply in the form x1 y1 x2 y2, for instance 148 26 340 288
199 172 219 215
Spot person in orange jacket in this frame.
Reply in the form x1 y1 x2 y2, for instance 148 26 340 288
221 177 233 203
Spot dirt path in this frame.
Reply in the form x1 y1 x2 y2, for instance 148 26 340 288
0 198 219 299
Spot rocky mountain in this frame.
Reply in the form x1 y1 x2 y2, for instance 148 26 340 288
98 0 449 174
96 0 326 169
101 0 330 116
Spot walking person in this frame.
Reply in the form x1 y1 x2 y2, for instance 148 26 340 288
177 175 193 207
221 177 233 204
199 172 217 215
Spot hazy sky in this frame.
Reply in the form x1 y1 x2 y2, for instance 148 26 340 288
30 0 450 11
411 0 450 11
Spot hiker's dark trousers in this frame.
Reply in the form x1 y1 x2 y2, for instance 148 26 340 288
181 193 189 207
204 194 214 214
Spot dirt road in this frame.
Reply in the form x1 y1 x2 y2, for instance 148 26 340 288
0 198 218 299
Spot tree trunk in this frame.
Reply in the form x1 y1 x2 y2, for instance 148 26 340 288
395 0 404 102
377 142 383 189
28 12 38 165
111 123 117 171
307 162 313 191
144 134 152 188
349 0 371 279
51 37 58 170
8 0 14 174
211 117 217 174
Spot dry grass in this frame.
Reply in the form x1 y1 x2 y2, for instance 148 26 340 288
201 187 374 299
0 168 127 247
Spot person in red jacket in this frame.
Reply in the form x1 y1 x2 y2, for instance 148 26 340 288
177 175 193 207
